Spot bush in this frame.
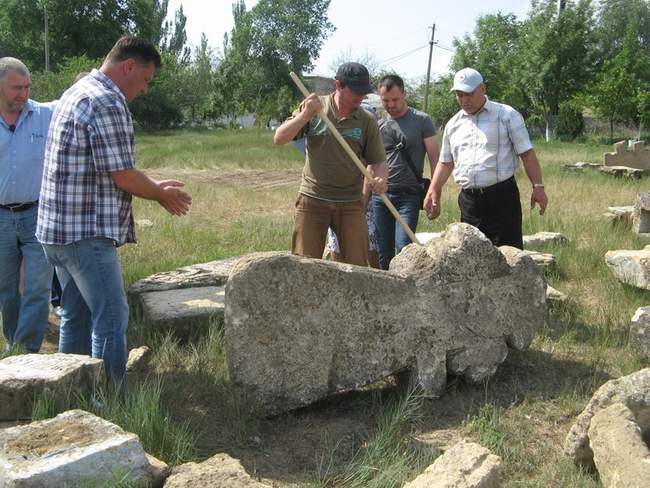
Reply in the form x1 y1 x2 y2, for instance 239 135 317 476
30 55 99 102
554 102 584 141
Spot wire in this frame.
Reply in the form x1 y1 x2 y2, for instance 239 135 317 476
377 44 428 66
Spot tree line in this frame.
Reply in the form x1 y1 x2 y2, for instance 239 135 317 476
1 0 647 140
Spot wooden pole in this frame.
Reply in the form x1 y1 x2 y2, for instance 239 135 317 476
289 72 421 246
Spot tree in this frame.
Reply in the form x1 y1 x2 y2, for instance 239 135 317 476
213 0 334 122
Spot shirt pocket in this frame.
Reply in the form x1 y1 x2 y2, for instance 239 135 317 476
24 134 47 163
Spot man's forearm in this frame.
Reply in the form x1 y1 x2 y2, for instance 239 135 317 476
520 149 543 186
427 161 453 201
273 112 310 145
111 168 162 200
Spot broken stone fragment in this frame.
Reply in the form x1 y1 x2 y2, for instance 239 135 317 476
164 452 270 487
633 191 650 234
225 223 546 416
523 231 569 249
630 306 650 360
0 409 168 487
605 245 650 290
0 353 104 420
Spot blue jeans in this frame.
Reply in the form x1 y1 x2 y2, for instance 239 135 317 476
0 206 53 352
42 238 129 381
372 191 420 270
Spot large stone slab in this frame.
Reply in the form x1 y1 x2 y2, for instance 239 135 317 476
164 452 270 487
599 166 647 178
225 223 546 416
521 250 555 270
564 367 650 468
129 257 239 297
0 354 104 420
605 245 650 290
523 231 569 249
0 409 168 487
588 402 650 488
403 440 501 488
139 286 225 337
604 140 650 170
633 191 650 234
630 306 650 360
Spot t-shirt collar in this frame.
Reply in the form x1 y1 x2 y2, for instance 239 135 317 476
328 92 362 120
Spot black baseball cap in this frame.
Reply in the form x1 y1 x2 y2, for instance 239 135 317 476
335 62 374 95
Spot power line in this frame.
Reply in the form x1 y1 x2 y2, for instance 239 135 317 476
376 44 428 66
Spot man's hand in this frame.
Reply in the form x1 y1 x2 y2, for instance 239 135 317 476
302 93 323 119
369 176 387 194
157 180 192 216
423 193 440 219
531 187 548 215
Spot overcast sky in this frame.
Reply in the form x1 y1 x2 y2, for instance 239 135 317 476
166 0 532 80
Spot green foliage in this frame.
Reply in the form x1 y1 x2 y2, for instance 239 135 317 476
554 100 584 141
213 0 334 122
425 74 458 128
29 55 98 102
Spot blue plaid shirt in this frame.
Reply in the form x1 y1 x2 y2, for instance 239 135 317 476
37 69 136 246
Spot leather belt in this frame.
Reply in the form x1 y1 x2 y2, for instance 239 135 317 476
462 176 515 196
0 201 38 212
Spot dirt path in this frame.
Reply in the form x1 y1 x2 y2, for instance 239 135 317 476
147 168 302 191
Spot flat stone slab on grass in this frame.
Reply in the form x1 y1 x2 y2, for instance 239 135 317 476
523 231 569 248
0 354 103 420
164 452 270 487
129 257 239 299
562 162 601 173
604 205 635 225
564 367 650 468
633 191 650 234
403 440 501 488
226 223 546 416
139 286 225 337
0 409 168 487
630 306 650 360
521 250 556 270
588 402 650 488
605 245 650 290
599 166 647 178
546 285 567 304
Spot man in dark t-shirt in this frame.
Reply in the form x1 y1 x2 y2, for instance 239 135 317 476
373 74 440 269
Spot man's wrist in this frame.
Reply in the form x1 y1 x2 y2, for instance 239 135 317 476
532 183 545 189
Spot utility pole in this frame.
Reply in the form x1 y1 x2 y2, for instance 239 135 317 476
44 5 50 71
422 23 436 113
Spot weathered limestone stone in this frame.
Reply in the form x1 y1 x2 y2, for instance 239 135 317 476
603 206 635 226
225 223 546 416
135 218 154 228
521 250 556 270
164 453 270 487
563 367 650 468
0 409 168 487
630 306 650 360
561 162 601 173
588 402 650 488
523 231 569 249
599 165 647 178
139 286 225 337
604 140 650 170
633 191 650 234
605 245 650 290
126 346 151 373
403 440 501 488
546 285 567 304
129 257 239 297
415 232 442 245
0 354 104 420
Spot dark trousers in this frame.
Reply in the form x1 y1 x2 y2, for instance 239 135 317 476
458 176 523 249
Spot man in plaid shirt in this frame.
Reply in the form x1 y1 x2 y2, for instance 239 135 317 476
37 37 192 381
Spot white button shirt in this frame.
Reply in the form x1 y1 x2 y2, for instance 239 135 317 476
440 97 533 189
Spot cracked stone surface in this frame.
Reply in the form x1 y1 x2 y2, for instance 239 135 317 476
403 440 501 488
605 245 650 290
523 231 569 249
225 223 546 416
633 192 650 234
604 206 635 226
0 409 168 487
0 354 104 420
630 307 650 361
564 367 650 468
164 453 270 487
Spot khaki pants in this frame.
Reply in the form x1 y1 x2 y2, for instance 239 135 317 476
292 194 369 266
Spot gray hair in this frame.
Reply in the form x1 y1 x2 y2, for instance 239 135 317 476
0 57 30 82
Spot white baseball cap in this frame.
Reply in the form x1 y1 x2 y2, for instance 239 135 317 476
450 68 484 93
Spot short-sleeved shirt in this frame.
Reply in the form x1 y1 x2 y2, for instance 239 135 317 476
0 99 55 204
440 97 533 189
293 93 385 202
37 69 136 246
379 107 436 191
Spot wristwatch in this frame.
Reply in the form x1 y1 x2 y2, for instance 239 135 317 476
533 183 545 189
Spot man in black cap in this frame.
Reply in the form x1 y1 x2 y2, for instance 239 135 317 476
274 62 388 266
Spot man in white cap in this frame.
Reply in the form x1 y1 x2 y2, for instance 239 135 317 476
425 67 547 249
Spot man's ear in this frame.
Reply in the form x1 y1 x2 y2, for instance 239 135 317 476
122 58 136 76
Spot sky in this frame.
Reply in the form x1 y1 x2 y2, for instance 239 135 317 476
166 0 532 81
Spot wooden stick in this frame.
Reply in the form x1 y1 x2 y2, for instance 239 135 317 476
289 72 422 246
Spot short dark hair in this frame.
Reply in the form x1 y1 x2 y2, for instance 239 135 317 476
378 74 405 92
105 36 161 69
